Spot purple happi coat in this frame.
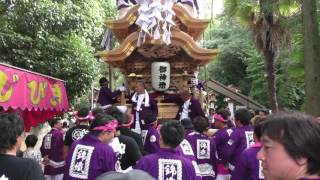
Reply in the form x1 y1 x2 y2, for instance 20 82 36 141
213 127 233 175
40 128 65 175
213 127 233 164
131 95 158 129
225 125 254 170
177 139 196 162
231 143 264 180
135 148 203 180
63 134 118 180
186 132 218 180
141 125 160 154
97 86 121 106
164 94 205 121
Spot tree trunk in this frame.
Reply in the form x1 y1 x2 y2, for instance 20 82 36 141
263 49 278 111
302 0 320 116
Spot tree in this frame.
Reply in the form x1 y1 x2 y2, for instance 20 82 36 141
302 0 320 116
201 15 305 110
0 0 117 104
224 0 296 111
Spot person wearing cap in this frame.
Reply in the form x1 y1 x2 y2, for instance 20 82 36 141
225 108 254 172
104 106 143 170
212 110 233 180
186 116 218 180
41 117 65 180
231 116 265 180
140 109 160 154
131 81 158 134
97 77 122 109
63 107 92 159
135 120 202 180
63 114 119 180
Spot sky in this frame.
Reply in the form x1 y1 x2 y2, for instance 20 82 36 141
197 0 224 18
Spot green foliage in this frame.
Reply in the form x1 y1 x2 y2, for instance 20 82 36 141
0 0 117 104
202 15 305 110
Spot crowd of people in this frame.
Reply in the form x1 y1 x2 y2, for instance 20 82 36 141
1 79 320 180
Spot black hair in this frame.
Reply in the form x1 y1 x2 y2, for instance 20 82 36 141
160 120 185 148
77 106 90 118
140 109 157 125
0 113 24 153
181 118 193 130
92 107 104 117
104 106 128 126
193 116 209 133
261 111 320 176
99 77 108 86
235 108 253 126
90 113 116 136
216 109 230 121
62 122 68 128
49 117 62 128
25 134 38 148
253 116 266 139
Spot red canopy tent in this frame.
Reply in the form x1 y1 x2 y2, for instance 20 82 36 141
0 63 69 131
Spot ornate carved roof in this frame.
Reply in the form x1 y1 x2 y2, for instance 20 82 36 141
96 29 219 67
107 4 211 43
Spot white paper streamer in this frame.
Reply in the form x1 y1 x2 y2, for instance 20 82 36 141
135 0 176 46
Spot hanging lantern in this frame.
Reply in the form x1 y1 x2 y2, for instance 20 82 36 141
151 62 170 91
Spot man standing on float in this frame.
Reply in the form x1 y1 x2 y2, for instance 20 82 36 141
131 81 158 134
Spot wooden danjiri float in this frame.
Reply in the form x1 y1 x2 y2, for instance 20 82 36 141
96 0 219 120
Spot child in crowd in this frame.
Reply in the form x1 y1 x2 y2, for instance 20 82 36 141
23 134 42 167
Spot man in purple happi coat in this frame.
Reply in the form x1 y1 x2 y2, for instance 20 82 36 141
212 110 233 179
231 116 266 180
140 110 160 154
225 108 254 171
131 82 158 134
186 116 217 180
181 118 195 136
97 77 121 108
135 121 202 180
177 118 196 162
41 117 65 180
63 114 119 180
63 107 92 159
164 89 205 121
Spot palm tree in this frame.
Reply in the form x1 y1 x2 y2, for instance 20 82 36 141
224 0 296 111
